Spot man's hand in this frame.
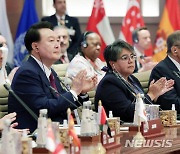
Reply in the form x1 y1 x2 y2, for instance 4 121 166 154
81 75 97 93
138 57 157 72
71 70 97 95
71 70 87 95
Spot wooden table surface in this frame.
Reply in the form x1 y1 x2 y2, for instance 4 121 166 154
33 127 180 154
80 127 180 154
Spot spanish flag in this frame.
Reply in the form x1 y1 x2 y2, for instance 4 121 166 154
67 109 81 149
153 0 180 62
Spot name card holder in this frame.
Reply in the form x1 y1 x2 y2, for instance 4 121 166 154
101 129 121 150
129 119 165 139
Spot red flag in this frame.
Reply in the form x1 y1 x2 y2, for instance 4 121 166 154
153 0 180 62
98 105 107 125
86 0 115 61
53 144 66 154
119 0 153 56
68 113 81 149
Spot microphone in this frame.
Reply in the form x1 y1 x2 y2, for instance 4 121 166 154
113 71 136 97
3 83 38 121
48 86 81 110
173 71 180 79
113 71 164 110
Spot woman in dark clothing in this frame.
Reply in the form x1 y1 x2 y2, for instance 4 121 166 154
95 40 174 122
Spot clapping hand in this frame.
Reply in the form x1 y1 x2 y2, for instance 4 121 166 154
148 77 174 101
71 70 97 95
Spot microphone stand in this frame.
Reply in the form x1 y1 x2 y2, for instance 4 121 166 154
49 86 81 125
4 83 38 121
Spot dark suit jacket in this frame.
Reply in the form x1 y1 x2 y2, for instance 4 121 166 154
95 72 151 123
8 56 80 133
149 56 180 113
42 14 81 56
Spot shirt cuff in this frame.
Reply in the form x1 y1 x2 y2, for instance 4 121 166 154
70 90 78 101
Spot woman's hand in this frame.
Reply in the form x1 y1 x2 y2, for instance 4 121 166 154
148 77 174 101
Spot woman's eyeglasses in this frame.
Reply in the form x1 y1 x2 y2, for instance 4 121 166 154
119 54 137 61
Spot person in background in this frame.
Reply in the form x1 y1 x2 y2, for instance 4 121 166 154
150 30 180 112
8 22 97 133
41 0 81 56
132 27 157 72
0 34 18 84
53 26 74 64
95 40 174 123
66 31 105 86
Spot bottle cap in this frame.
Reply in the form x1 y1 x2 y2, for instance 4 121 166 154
172 104 175 111
109 111 113 118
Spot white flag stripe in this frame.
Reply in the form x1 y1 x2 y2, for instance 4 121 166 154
46 138 56 152
97 16 115 45
0 0 14 64
133 96 148 128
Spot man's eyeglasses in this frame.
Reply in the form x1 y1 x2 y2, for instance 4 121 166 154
119 54 137 61
174 45 180 49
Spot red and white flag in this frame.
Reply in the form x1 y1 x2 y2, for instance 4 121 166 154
119 0 153 56
46 120 66 154
119 0 144 45
86 0 115 61
98 105 107 125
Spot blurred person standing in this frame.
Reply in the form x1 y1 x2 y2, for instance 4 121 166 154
42 0 81 56
53 26 73 64
132 27 157 72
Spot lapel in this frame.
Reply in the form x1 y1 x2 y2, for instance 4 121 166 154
52 14 58 26
28 57 51 89
164 56 179 72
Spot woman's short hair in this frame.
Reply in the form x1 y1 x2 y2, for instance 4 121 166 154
104 39 134 69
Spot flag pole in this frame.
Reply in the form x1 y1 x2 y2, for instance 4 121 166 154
133 94 145 147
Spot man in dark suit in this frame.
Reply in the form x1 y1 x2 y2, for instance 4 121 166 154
41 0 81 56
53 26 73 64
150 30 180 113
8 22 97 133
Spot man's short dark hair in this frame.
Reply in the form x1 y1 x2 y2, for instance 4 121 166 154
132 27 148 43
167 30 180 53
104 39 134 70
24 21 53 54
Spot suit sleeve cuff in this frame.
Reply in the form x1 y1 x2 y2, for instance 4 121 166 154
70 90 78 101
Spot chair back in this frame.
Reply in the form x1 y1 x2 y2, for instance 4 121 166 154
0 85 9 118
52 63 69 81
133 70 151 93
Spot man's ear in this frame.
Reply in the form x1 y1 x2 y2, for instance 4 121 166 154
171 46 178 55
109 61 115 69
32 42 39 52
